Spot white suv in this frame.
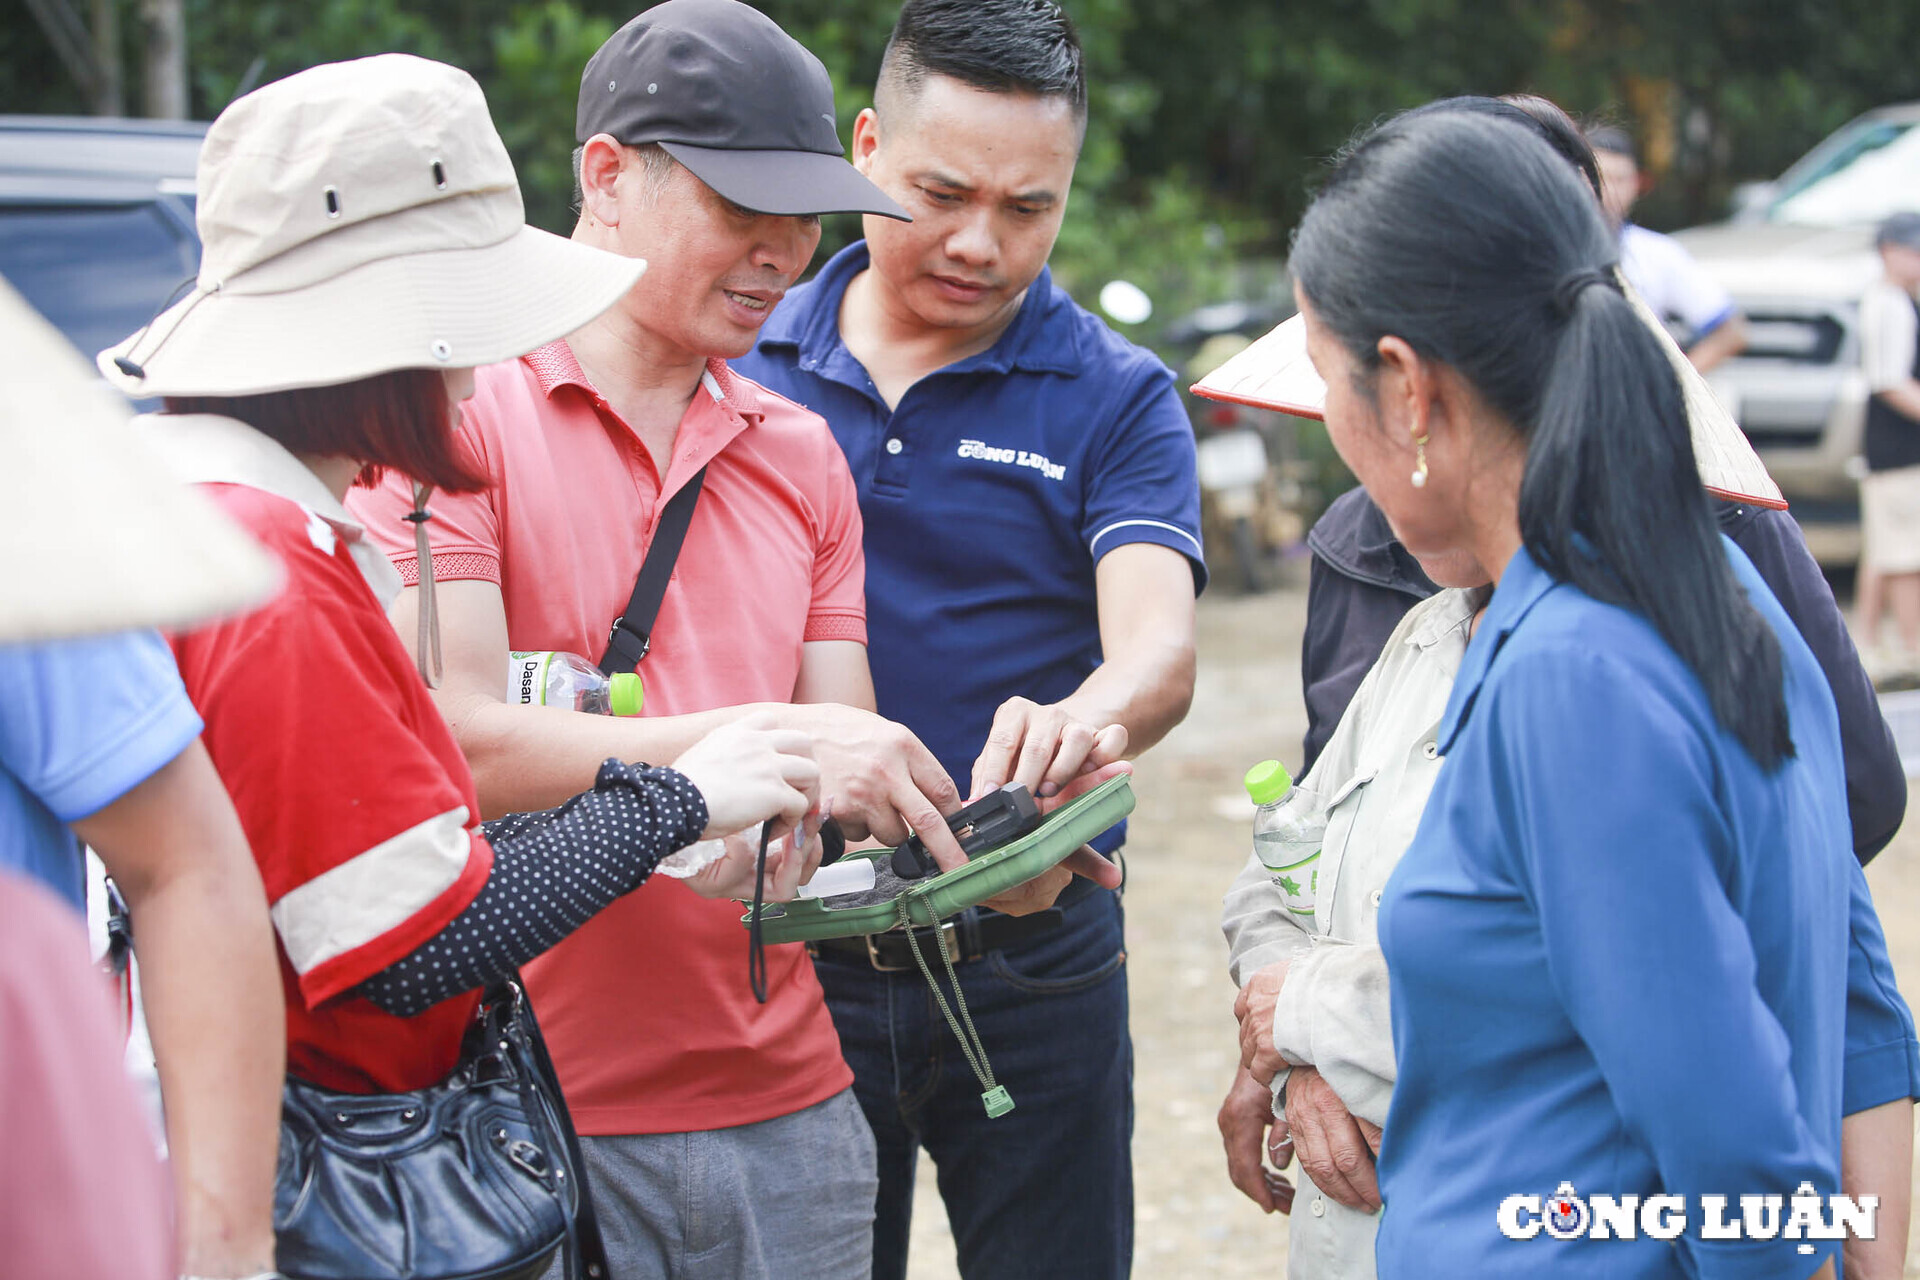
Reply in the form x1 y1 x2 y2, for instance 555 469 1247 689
1675 103 1920 556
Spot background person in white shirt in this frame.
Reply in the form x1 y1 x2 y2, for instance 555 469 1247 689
1856 211 1920 672
1591 124 1748 373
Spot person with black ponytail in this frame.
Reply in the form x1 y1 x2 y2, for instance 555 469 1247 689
1222 91 1911 1280
1271 110 1852 1278
1295 100 1906 876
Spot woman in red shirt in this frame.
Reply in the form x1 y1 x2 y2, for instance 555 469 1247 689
99 54 821 1097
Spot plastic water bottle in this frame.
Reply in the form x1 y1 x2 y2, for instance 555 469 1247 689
1245 760 1323 919
656 828 875 897
508 651 643 716
653 824 765 882
654 833 737 880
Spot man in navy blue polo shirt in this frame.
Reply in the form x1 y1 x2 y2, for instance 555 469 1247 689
733 2 1202 1276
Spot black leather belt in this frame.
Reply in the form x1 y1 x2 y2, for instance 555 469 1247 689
809 906 1066 973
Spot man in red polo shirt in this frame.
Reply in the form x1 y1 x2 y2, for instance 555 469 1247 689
347 2 1117 1274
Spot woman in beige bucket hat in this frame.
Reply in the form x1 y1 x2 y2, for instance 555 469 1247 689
101 52 829 1275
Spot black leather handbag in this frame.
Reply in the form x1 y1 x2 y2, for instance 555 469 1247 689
273 976 609 1280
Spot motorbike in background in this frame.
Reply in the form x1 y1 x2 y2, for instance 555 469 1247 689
1193 398 1298 594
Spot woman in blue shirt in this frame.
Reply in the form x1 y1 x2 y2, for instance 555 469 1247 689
1287 110 1852 1279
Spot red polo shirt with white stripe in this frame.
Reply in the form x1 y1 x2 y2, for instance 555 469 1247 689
171 481 493 1094
349 344 862 1134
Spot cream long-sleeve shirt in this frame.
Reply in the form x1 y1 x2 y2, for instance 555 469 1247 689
1222 586 1479 1279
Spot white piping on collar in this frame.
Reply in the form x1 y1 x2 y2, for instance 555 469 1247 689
137 413 403 609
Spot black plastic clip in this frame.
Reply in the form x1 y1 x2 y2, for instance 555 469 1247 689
890 784 1042 881
605 616 650 665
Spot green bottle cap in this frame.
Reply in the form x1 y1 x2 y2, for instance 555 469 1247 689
1243 759 1292 806
609 672 644 717
981 1085 1015 1118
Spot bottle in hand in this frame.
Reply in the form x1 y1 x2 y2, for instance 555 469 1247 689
1245 760 1323 919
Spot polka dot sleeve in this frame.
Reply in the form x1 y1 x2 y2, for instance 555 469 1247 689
354 760 708 1017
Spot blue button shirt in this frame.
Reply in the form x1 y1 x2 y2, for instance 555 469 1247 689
1842 861 1920 1114
737 244 1204 849
0 629 202 911
1376 541 1850 1279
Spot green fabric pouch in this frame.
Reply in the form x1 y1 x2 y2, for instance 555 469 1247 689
742 774 1135 944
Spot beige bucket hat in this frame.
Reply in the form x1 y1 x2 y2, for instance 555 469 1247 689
2 276 279 642
1192 277 1786 510
100 53 647 398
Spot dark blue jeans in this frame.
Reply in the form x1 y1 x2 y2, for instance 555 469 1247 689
814 882 1133 1280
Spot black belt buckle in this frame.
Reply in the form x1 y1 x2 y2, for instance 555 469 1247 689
866 921 958 972
891 784 1042 880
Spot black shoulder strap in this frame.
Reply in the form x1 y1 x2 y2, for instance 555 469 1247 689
498 974 611 1280
601 466 707 674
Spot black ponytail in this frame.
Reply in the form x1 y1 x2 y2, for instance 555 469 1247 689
1291 111 1792 769
1525 267 1793 767
1400 94 1603 200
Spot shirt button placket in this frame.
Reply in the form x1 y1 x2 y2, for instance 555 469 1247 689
874 411 912 491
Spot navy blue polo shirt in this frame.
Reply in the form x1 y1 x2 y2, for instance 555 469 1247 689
736 243 1204 853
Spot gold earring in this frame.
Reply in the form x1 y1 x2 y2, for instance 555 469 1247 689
1411 431 1430 488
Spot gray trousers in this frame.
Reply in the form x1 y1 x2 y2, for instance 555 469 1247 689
543 1087 878 1280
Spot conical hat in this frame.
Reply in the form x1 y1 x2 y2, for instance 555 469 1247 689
1192 285 1785 511
0 276 280 642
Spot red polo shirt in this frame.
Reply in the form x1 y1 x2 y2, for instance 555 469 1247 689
173 481 493 1095
350 344 862 1133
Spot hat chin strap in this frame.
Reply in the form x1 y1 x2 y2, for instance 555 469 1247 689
404 482 443 689
112 279 217 382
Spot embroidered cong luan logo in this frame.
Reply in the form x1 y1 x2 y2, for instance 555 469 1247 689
956 438 1066 482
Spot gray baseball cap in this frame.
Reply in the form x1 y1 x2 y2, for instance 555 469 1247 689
577 0 908 220
1878 211 1920 251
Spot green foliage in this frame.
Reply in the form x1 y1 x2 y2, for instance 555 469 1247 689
8 0 1910 523
8 0 1920 339
185 0 451 114
1052 170 1269 338
489 3 618 232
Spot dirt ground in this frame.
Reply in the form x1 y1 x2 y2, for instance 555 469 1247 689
903 565 1920 1279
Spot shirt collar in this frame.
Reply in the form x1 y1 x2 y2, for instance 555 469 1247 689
1405 584 1489 656
1435 545 1563 754
757 241 1084 391
137 412 404 609
1307 488 1441 599
525 340 765 421
523 339 761 492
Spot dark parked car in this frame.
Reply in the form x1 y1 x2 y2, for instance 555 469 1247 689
0 116 204 382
